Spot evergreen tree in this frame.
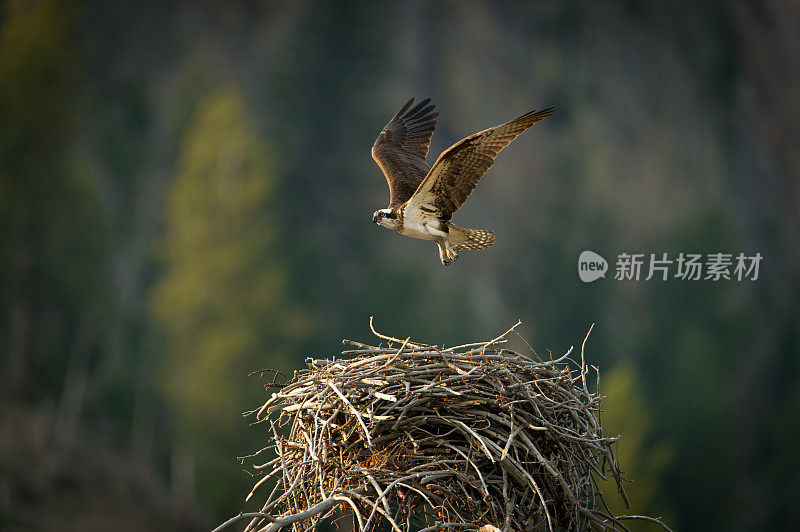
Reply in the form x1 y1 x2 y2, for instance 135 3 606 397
152 88 293 513
0 0 107 398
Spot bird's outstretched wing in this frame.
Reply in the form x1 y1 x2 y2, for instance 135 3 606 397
372 98 439 208
404 108 554 221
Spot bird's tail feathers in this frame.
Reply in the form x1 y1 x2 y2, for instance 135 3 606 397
449 225 495 251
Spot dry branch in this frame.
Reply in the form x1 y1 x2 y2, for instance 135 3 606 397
218 322 672 532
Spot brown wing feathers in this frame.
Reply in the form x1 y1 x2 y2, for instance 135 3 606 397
372 98 439 208
387 97 438 160
409 107 554 220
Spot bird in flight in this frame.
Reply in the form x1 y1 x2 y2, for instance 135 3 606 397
371 98 553 265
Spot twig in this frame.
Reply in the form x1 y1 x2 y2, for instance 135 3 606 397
369 316 429 349
612 515 675 532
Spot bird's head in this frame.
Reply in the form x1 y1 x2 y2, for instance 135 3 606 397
372 208 398 228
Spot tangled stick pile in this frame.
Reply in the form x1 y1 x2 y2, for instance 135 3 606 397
219 322 670 532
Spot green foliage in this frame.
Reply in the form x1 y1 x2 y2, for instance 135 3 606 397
629 211 747 529
0 0 107 396
601 363 672 525
0 0 77 161
2 2 798 530
265 0 395 352
152 88 295 512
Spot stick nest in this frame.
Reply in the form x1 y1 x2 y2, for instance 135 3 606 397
234 323 653 532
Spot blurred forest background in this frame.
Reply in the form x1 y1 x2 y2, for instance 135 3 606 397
1 0 799 530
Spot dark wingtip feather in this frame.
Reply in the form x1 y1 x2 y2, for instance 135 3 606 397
408 123 437 134
415 97 432 109
403 97 433 120
409 104 436 121
393 97 416 119
528 107 556 119
509 107 556 127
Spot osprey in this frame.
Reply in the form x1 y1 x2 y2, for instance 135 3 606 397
371 98 553 265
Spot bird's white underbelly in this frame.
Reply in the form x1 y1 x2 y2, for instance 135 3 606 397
400 221 439 241
392 206 449 241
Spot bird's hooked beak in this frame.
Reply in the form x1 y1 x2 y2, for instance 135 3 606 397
372 212 381 224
